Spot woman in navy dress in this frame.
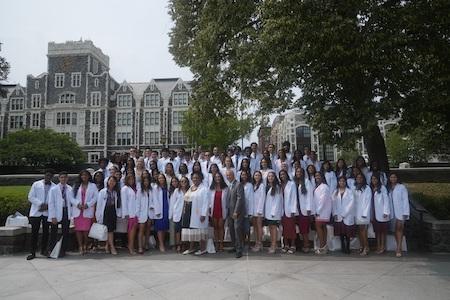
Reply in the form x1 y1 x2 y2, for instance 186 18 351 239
154 173 170 252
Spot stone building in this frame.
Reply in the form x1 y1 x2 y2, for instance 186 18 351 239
0 40 191 163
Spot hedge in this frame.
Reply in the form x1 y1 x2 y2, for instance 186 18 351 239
407 183 450 220
0 186 30 225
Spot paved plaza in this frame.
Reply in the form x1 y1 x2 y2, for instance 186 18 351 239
0 251 449 300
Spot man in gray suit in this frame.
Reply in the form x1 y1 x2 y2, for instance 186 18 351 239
226 169 246 258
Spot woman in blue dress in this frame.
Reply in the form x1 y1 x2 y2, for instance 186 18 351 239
154 173 170 252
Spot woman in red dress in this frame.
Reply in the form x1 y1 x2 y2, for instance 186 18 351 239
209 172 229 251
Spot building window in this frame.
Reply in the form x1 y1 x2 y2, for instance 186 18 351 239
117 132 132 146
9 115 24 129
172 131 187 144
144 93 160 107
59 93 75 104
144 131 159 145
117 112 132 126
94 78 99 87
177 82 183 90
71 72 81 87
34 81 40 89
54 73 65 88
172 111 185 125
31 94 41 108
117 94 132 107
93 59 98 73
91 92 101 106
10 98 24 111
144 111 159 126
91 132 100 145
91 111 100 125
149 83 156 91
172 92 188 106
89 152 100 163
31 113 40 128
56 112 77 126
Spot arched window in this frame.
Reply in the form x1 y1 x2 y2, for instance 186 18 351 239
59 93 75 104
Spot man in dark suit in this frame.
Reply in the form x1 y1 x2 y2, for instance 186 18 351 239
225 169 246 258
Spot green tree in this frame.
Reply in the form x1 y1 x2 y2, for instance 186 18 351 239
0 50 11 97
169 0 450 171
386 128 427 166
0 129 85 167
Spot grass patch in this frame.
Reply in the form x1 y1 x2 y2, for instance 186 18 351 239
406 183 450 220
0 185 30 225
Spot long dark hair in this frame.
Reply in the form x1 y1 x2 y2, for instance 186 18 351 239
306 164 316 182
94 171 104 191
73 169 92 197
387 172 402 192
294 167 307 195
210 171 228 190
169 177 179 197
370 172 382 194
335 158 347 178
252 170 263 191
266 171 280 196
140 176 152 194
106 175 121 208
355 173 368 191
239 158 251 173
334 175 348 197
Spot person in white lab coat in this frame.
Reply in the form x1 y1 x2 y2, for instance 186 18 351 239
209 172 229 252
136 176 152 254
313 172 332 255
220 156 237 186
48 171 72 258
264 171 283 254
370 172 391 254
121 174 138 255
293 167 313 253
354 173 372 256
367 160 388 186
355 156 369 179
71 170 98 255
321 160 337 194
259 158 274 184
274 148 291 175
181 172 209 256
96 176 122 255
170 176 190 253
279 170 298 254
335 158 348 179
388 173 410 257
27 170 56 260
332 176 356 254
251 171 265 252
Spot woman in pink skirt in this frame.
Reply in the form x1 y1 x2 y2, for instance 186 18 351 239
71 170 98 255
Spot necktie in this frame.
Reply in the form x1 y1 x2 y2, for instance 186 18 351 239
62 185 67 207
235 155 239 169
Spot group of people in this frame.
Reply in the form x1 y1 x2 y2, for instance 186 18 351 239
26 141 410 260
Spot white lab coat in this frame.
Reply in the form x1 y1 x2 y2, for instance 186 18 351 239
136 188 152 223
71 182 98 219
252 183 266 216
169 188 185 222
366 171 388 186
372 186 390 222
313 183 332 221
324 171 337 193
274 159 291 176
95 188 121 224
298 180 314 217
347 178 356 191
389 183 410 221
282 181 298 217
120 186 137 218
28 179 56 217
209 187 229 219
150 186 164 220
243 182 254 217
187 185 209 229
260 168 274 184
47 184 73 222
231 154 243 171
332 188 355 226
158 157 170 173
354 185 372 225
264 187 283 221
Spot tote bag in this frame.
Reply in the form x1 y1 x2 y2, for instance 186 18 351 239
88 223 108 241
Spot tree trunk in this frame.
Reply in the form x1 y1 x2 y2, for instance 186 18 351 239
363 124 390 172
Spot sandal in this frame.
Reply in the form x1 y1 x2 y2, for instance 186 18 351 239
281 247 288 253
111 248 118 255
288 247 296 254
396 251 402 258
268 247 276 254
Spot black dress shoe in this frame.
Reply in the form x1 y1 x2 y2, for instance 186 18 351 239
26 254 36 260
235 251 243 258
228 248 236 253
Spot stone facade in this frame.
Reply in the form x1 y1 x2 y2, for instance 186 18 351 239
0 40 191 163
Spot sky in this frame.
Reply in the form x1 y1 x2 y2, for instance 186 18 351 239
0 0 273 145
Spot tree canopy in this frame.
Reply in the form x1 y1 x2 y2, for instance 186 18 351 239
169 0 450 169
0 129 85 167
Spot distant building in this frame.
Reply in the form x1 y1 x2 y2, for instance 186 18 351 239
257 126 271 151
0 40 191 163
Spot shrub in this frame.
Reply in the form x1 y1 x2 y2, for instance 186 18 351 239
407 183 450 220
0 186 30 225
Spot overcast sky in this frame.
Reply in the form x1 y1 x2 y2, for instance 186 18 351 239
0 0 193 85
0 0 274 145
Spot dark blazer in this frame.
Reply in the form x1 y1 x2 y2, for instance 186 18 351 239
227 180 246 218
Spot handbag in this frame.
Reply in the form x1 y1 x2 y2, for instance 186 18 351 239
88 223 108 241
206 238 216 254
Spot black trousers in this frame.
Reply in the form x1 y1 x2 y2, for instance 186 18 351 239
29 215 50 255
49 208 70 257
